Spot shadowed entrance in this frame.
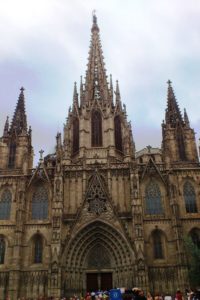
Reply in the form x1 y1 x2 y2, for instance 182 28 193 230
86 273 112 291
62 221 136 295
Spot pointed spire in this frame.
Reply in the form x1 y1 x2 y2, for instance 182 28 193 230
115 80 121 104
10 87 27 135
165 80 183 127
3 116 9 136
110 74 113 93
84 12 110 104
184 108 190 127
73 82 79 108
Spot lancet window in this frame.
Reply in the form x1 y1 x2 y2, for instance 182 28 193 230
8 142 16 168
183 181 197 213
91 110 102 147
72 117 79 154
152 230 164 259
32 185 48 220
34 235 43 263
190 228 200 249
0 189 12 220
0 236 5 264
114 115 123 152
145 181 163 215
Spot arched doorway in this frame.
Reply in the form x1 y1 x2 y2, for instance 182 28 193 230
62 221 136 296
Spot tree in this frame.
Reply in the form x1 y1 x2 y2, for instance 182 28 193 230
184 236 200 287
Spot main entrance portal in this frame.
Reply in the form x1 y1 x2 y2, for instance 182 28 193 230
63 221 136 295
86 273 112 291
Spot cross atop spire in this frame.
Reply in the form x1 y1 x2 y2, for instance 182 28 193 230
10 87 28 135
92 10 99 32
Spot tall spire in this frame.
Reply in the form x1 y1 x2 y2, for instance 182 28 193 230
73 82 79 108
84 12 110 104
115 80 121 103
165 80 183 127
184 108 190 127
10 87 27 135
3 116 9 137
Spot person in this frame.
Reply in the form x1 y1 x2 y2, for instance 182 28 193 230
164 293 172 300
175 290 184 300
147 292 153 300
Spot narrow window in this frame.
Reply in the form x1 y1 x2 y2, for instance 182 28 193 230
183 181 197 213
190 229 200 249
8 142 16 168
153 230 164 259
0 189 12 220
0 236 5 264
34 235 43 263
91 110 102 147
114 115 123 152
72 117 79 154
145 181 163 215
32 185 48 220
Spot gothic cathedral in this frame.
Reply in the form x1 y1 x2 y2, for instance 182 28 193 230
0 14 199 300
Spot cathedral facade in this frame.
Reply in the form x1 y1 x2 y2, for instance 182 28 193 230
0 14 200 300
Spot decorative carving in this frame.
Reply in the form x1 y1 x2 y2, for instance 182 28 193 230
86 170 107 215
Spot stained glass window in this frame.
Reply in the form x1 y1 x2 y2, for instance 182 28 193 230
145 181 163 215
0 236 5 264
183 181 197 213
8 142 16 168
91 110 102 147
0 189 12 220
152 230 164 259
114 115 123 152
190 228 200 249
32 185 48 220
72 117 79 154
34 235 43 263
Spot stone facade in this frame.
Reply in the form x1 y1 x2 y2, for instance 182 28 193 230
0 14 199 300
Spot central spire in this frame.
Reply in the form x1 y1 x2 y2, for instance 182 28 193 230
83 12 110 105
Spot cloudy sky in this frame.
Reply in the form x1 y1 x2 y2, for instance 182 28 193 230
0 0 200 165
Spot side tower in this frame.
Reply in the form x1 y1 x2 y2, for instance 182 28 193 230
0 87 33 172
162 80 198 166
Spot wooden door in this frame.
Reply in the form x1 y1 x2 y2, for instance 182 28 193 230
100 273 112 291
86 273 98 292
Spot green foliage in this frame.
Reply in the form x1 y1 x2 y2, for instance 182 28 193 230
184 236 200 287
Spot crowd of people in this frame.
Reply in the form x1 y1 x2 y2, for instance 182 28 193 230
6 288 200 300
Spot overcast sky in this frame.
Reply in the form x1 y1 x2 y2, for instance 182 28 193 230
0 0 200 165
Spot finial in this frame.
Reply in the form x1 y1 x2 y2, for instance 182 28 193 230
92 10 97 24
39 149 44 162
167 80 172 86
20 86 25 92
91 9 99 32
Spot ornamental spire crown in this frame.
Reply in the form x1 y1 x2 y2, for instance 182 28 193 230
10 87 28 135
165 80 183 127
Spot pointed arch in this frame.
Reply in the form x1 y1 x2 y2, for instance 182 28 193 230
189 228 200 249
114 115 123 152
32 184 48 220
8 141 16 168
152 229 164 259
0 236 5 264
72 117 79 154
91 110 102 147
0 189 12 220
183 181 197 213
33 234 43 263
145 181 163 215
